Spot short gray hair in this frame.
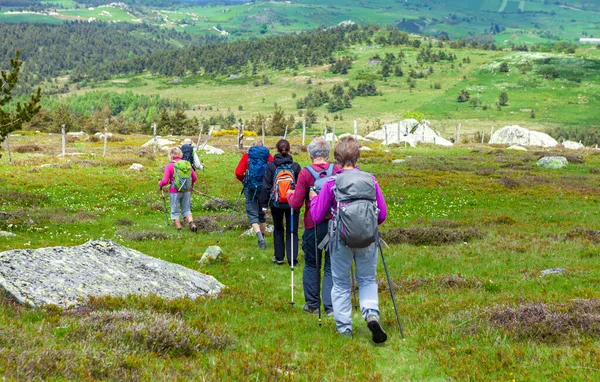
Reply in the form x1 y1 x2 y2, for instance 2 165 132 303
307 138 330 160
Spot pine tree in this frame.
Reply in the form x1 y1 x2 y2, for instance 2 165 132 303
0 51 41 157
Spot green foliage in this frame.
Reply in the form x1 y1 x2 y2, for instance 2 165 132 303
457 89 470 102
0 51 41 156
498 91 509 106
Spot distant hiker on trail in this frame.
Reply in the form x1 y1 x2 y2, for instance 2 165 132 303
235 140 274 249
181 138 203 171
260 139 301 266
310 136 388 343
286 138 339 317
159 147 198 232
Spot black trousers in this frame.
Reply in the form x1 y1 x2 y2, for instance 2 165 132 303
271 206 300 265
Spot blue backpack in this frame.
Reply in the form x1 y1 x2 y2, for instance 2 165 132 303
244 146 270 192
305 164 335 194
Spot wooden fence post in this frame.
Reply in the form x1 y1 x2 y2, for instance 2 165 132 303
261 120 265 143
332 123 336 145
237 123 244 150
5 134 12 163
103 118 109 156
61 125 66 156
196 122 204 148
302 119 306 146
152 122 157 153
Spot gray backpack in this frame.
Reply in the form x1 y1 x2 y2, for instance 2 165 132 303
332 170 379 248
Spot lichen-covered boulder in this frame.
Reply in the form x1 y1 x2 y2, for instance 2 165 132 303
0 239 224 307
537 156 568 169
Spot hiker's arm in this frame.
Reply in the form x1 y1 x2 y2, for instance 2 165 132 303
235 153 249 182
374 179 387 225
259 164 273 210
287 168 308 210
158 164 173 189
191 167 198 185
310 180 334 225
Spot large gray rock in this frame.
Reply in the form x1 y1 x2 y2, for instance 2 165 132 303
537 156 568 169
0 239 223 307
490 126 558 147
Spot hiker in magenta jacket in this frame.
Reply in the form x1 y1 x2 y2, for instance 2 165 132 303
286 137 340 317
309 136 388 343
159 147 198 232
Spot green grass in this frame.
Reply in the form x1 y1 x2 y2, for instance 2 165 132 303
74 42 600 140
1 133 600 379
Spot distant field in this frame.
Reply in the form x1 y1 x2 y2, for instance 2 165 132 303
69 42 600 139
1 0 598 43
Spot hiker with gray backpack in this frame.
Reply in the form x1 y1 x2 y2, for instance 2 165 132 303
310 136 388 343
286 137 339 319
159 147 198 232
235 140 274 249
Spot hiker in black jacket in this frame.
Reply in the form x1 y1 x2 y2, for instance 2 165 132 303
260 139 301 266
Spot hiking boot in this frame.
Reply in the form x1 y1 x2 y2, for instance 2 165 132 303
258 240 266 250
326 311 334 318
340 329 352 338
303 304 319 315
271 256 284 265
366 314 387 344
189 221 197 233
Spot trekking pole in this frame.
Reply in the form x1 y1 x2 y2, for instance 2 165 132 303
290 206 295 308
351 261 359 312
194 189 230 207
315 224 322 326
160 187 170 228
216 189 244 244
378 240 405 339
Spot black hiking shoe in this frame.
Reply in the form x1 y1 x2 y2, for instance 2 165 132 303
366 314 387 344
303 304 319 315
272 256 284 265
189 221 197 233
258 240 266 250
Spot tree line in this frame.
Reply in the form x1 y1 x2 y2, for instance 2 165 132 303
0 22 220 94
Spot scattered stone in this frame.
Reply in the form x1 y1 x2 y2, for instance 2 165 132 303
142 137 176 148
507 145 528 151
128 163 144 171
241 225 274 237
200 145 225 155
67 131 88 137
0 239 223 307
541 268 566 276
490 126 558 147
537 156 568 169
392 159 406 164
199 245 223 264
359 146 372 151
0 231 16 237
338 133 371 142
563 141 584 150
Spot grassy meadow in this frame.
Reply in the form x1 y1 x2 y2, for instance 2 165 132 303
79 42 600 140
1 131 600 380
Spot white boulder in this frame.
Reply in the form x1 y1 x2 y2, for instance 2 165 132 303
563 140 584 150
507 145 528 151
489 126 558 147
128 163 144 171
142 137 176 148
366 119 451 147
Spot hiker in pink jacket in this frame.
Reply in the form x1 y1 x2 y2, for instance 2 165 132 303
159 147 198 232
